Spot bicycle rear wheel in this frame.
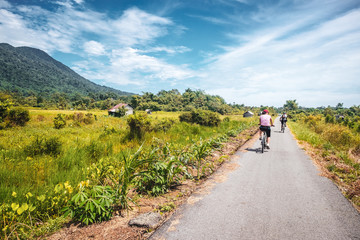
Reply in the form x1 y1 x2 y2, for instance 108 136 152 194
261 132 266 153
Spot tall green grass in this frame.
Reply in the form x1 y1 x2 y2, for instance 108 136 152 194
0 109 257 239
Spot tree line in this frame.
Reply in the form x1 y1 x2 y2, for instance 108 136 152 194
1 89 261 114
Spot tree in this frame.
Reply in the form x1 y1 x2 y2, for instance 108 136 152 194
336 103 343 110
283 100 298 111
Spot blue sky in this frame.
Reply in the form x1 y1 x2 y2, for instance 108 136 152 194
0 0 359 107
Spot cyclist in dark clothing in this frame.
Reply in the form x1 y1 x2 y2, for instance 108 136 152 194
280 112 287 129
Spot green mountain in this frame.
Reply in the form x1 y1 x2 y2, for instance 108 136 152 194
0 43 133 99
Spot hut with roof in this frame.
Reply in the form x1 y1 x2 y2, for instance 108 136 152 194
243 111 254 118
108 103 133 117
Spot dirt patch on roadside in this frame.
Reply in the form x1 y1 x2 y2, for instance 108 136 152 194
47 126 258 240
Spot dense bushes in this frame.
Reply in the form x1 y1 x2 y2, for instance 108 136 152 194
24 137 62 157
301 115 359 150
0 99 30 128
179 110 221 127
8 108 30 126
53 114 66 129
127 113 152 139
127 113 176 139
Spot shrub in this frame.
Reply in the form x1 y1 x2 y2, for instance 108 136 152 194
24 137 62 157
179 110 221 127
62 185 115 225
53 114 66 129
84 113 95 124
179 112 192 123
304 115 321 129
324 125 355 149
136 159 185 196
0 99 12 122
127 113 151 139
72 112 84 122
43 137 62 156
152 118 175 132
325 114 335 124
8 108 30 126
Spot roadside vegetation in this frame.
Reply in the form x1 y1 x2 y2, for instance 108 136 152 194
285 103 360 210
0 106 257 239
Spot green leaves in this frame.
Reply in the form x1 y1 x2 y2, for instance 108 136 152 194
62 185 115 225
192 139 211 180
136 158 186 196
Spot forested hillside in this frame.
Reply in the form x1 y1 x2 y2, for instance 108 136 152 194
0 43 132 99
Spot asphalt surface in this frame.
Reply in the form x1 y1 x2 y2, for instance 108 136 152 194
150 121 360 240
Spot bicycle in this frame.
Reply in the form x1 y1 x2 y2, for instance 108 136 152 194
259 125 274 153
281 122 286 133
260 130 267 153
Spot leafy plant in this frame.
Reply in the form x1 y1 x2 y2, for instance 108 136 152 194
192 139 211 180
136 158 185 196
62 184 115 225
115 145 150 209
87 157 117 186
158 202 176 213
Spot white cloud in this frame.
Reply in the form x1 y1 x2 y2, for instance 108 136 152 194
0 8 62 52
139 46 191 54
202 7 360 107
0 2 174 52
83 41 105 55
0 0 10 8
111 7 172 46
109 47 195 83
188 14 230 25
73 0 84 5
71 47 196 88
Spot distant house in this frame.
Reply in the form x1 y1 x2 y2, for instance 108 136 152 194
243 111 254 118
335 115 345 120
145 109 152 114
108 103 133 117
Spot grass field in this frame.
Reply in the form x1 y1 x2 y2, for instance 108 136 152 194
0 109 256 239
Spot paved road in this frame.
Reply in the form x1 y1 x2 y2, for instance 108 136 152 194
150 121 360 240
